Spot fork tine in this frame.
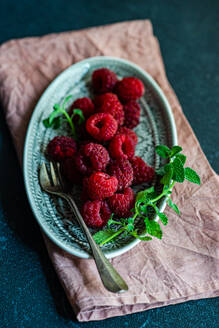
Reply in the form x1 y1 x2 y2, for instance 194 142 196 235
40 162 51 189
56 162 65 190
50 161 58 186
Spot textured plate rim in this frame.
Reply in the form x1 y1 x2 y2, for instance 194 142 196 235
23 56 177 259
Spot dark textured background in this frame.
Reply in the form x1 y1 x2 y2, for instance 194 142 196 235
0 1 218 327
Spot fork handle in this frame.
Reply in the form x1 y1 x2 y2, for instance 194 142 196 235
64 194 128 293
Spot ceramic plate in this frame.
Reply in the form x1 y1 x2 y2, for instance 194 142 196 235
23 57 177 259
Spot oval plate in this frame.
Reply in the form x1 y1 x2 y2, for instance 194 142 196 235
23 57 177 259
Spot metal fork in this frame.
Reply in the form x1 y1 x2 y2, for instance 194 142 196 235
39 161 128 293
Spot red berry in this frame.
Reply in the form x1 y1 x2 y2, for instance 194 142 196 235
108 159 133 191
109 134 135 160
123 101 141 129
87 172 118 200
130 156 155 185
61 157 81 184
92 68 118 94
94 93 124 126
82 200 111 228
86 113 118 142
117 127 138 146
115 77 145 102
75 143 110 176
108 187 135 217
69 97 95 118
47 136 77 162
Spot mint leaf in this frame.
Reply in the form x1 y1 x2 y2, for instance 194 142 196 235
160 166 173 186
131 231 152 241
144 218 163 239
49 105 61 125
176 153 186 166
43 116 60 129
93 230 115 245
139 204 148 215
184 167 201 185
63 95 73 107
172 157 185 182
168 198 180 215
170 145 182 157
136 187 155 203
127 223 135 232
157 212 168 225
154 206 168 225
43 118 51 128
71 109 85 125
158 212 168 225
156 163 172 176
52 117 61 129
155 145 170 158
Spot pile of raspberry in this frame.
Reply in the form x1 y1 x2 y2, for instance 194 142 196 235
47 68 154 228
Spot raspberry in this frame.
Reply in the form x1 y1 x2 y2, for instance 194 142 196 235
69 97 95 118
115 77 145 102
87 172 118 200
94 93 124 126
108 187 135 217
61 157 82 184
82 200 111 228
108 159 133 191
109 134 135 160
130 156 155 185
86 113 118 142
123 101 141 129
117 127 138 146
75 143 110 176
92 68 118 94
47 136 77 162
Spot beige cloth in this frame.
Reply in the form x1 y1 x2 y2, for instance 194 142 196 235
0 20 218 322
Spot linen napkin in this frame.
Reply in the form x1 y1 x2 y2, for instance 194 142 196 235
0 20 218 322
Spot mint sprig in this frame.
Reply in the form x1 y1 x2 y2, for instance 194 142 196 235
43 95 85 139
93 144 201 246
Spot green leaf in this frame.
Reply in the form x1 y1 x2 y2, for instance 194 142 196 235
126 223 135 232
107 216 122 228
125 217 135 232
63 95 73 108
168 198 180 215
184 167 201 185
155 145 171 158
170 145 182 157
93 230 115 245
139 204 148 215
43 116 60 129
49 105 61 125
130 231 152 241
176 153 187 166
160 166 173 185
144 217 163 239
43 118 51 128
128 217 135 224
154 206 168 225
71 109 85 125
136 187 155 203
172 157 185 182
157 212 168 225
52 117 61 129
156 163 172 176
